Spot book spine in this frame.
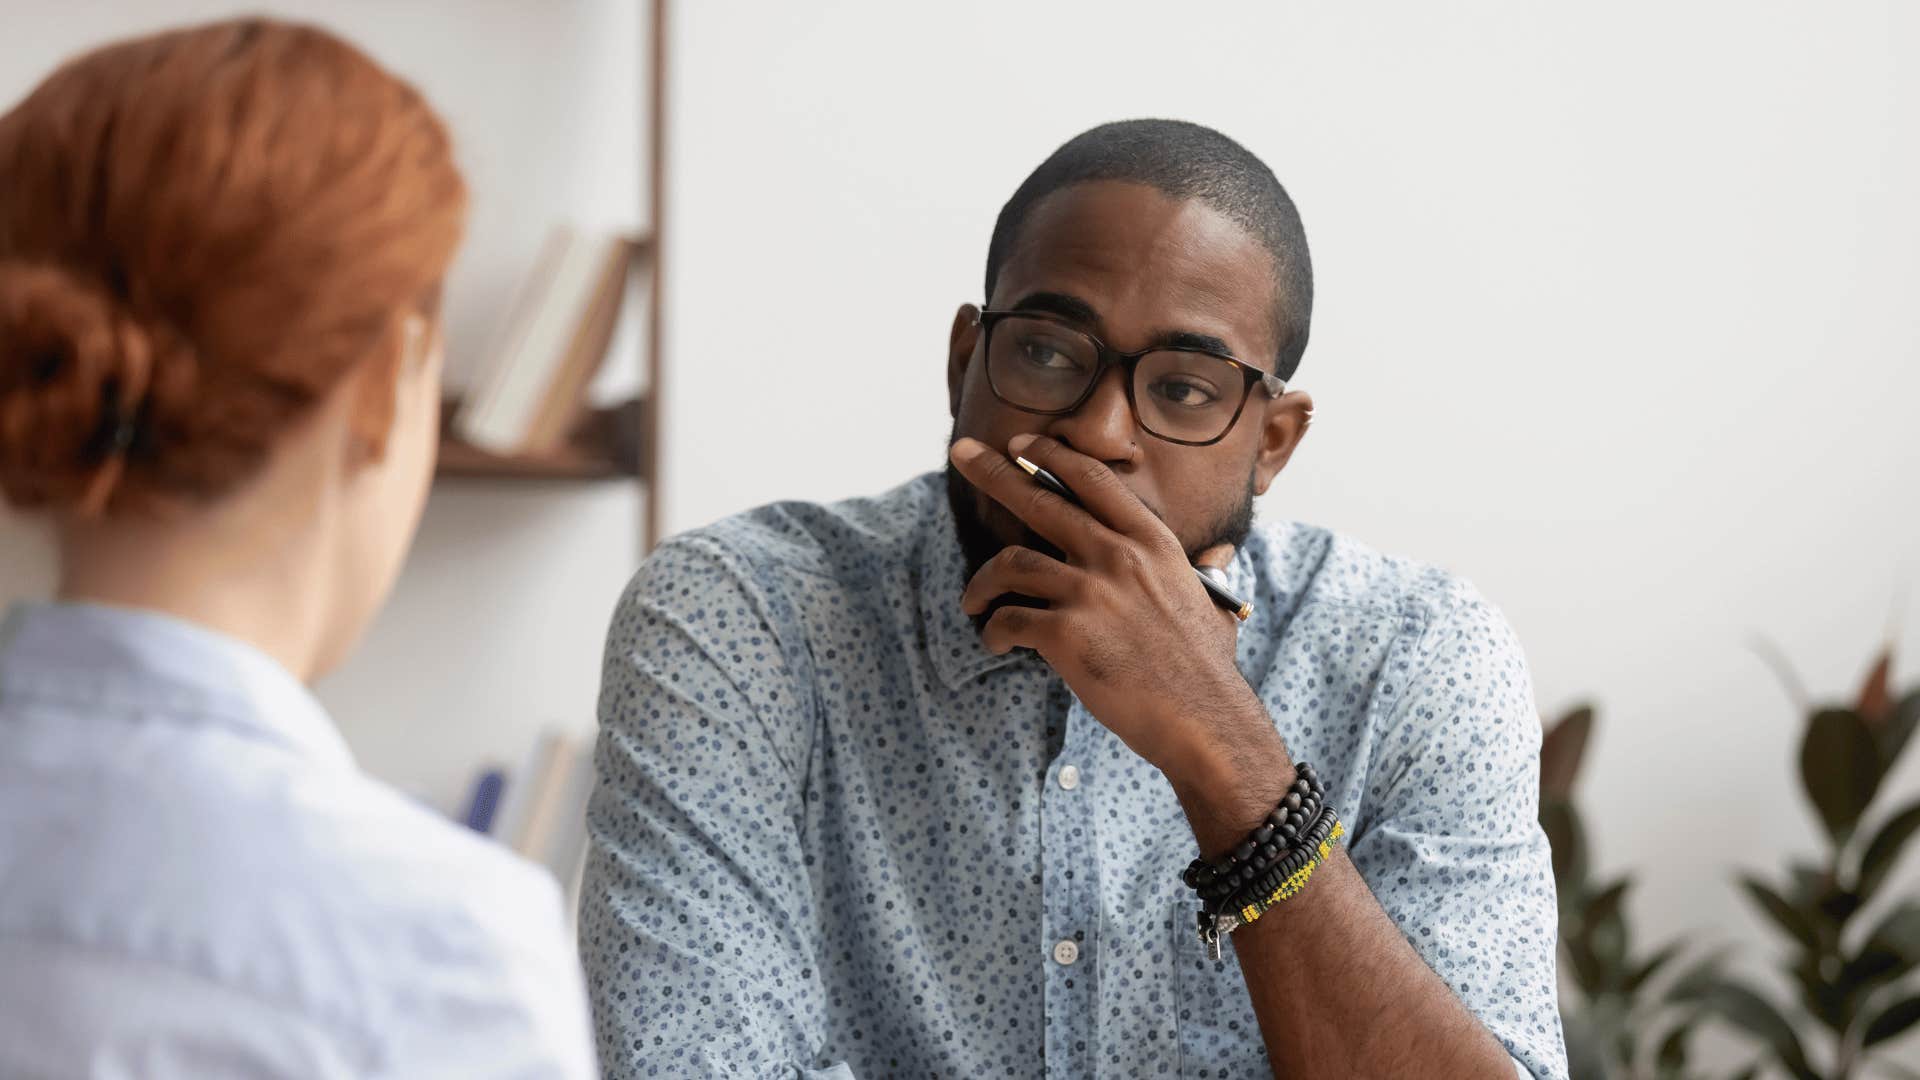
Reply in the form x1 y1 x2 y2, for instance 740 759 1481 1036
461 768 507 833
457 226 573 446
523 236 637 452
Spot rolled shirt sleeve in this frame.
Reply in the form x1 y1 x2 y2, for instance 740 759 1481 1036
578 535 853 1078
1346 585 1569 1079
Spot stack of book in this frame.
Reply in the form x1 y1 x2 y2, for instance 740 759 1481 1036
454 225 641 456
460 730 598 889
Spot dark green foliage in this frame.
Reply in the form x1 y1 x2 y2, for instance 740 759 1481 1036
1681 649 1920 1079
1541 704 1720 1079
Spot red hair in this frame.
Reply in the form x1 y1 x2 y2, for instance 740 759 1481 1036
0 18 466 518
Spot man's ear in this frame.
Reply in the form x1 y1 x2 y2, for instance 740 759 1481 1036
1252 389 1314 496
948 304 982 419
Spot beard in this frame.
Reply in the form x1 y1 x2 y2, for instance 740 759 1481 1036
942 429 1256 630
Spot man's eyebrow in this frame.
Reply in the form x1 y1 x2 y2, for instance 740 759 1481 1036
1158 329 1237 357
1007 291 1254 364
1008 291 1101 326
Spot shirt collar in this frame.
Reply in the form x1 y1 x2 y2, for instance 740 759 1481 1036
0 600 352 768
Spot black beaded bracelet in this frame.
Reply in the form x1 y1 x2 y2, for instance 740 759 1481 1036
1202 799 1320 902
1181 762 1326 907
1194 788 1324 908
1219 802 1340 914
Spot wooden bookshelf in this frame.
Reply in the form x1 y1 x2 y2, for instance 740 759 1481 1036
431 0 667 559
436 396 646 482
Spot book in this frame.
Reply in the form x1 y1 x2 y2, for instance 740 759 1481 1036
460 767 506 834
459 228 569 443
512 732 580 860
536 738 600 884
521 237 639 452
456 226 637 454
489 730 562 850
480 729 602 892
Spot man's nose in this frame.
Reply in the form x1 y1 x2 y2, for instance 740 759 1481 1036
1045 367 1138 463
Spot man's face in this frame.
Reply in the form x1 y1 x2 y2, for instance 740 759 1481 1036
944 179 1308 585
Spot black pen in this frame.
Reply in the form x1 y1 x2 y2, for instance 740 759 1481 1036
1013 456 1254 622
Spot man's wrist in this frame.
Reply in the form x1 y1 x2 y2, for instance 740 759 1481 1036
1164 699 1298 859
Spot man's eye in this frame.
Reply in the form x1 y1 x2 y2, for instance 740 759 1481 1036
1020 341 1080 369
1151 378 1222 408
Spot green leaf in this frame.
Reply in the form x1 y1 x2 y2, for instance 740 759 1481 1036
1836 945 1907 1025
1860 797 1920 901
1857 647 1893 722
1800 708 1884 842
1863 993 1920 1048
1540 704 1593 802
1566 930 1607 999
1788 955 1849 1034
1785 860 1829 909
1627 941 1685 994
1541 799 1587 895
1864 901 1920 962
1739 874 1819 952
1586 877 1632 931
1882 688 1920 773
1654 1018 1693 1070
1698 978 1817 1080
1664 951 1728 1005
1588 896 1631 977
1817 886 1865 929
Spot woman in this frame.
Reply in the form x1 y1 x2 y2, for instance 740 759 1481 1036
0 19 595 1078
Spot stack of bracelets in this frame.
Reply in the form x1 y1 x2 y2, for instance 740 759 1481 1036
1180 761 1346 959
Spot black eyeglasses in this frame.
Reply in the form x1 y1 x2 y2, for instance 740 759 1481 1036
976 308 1286 447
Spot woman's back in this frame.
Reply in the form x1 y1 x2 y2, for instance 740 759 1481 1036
0 603 593 1077
0 19 595 1077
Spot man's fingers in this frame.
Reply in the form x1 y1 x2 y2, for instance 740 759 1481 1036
1006 433 1172 551
978 603 1061 657
1194 543 1236 572
961 545 1081 616
949 437 1100 558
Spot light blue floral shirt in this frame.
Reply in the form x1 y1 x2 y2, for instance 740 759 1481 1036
580 472 1566 1078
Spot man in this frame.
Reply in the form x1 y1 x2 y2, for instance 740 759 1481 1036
580 120 1567 1078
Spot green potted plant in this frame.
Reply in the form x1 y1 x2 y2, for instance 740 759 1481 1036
1541 704 1724 1079
1681 646 1920 1079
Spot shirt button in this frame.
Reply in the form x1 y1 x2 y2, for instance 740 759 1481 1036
1057 764 1081 790
1052 939 1079 965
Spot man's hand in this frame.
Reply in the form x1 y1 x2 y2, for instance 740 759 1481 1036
947 432 1286 795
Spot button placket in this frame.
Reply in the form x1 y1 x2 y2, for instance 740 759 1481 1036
1041 688 1097 1077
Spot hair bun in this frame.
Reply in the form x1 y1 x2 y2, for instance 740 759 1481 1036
0 260 180 515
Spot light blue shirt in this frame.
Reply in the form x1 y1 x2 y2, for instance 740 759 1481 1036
580 472 1567 1078
0 601 598 1079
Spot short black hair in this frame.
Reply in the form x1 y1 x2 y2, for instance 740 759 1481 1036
984 119 1313 380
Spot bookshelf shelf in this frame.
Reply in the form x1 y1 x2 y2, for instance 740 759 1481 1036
431 0 665 557
435 396 646 483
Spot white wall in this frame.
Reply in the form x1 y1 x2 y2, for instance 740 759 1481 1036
659 0 1920 1037
4 0 1918 1062
0 0 648 810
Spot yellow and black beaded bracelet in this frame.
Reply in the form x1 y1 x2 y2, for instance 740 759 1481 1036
1190 764 1346 959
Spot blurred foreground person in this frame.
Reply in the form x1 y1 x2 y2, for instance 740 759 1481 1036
0 19 595 1078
